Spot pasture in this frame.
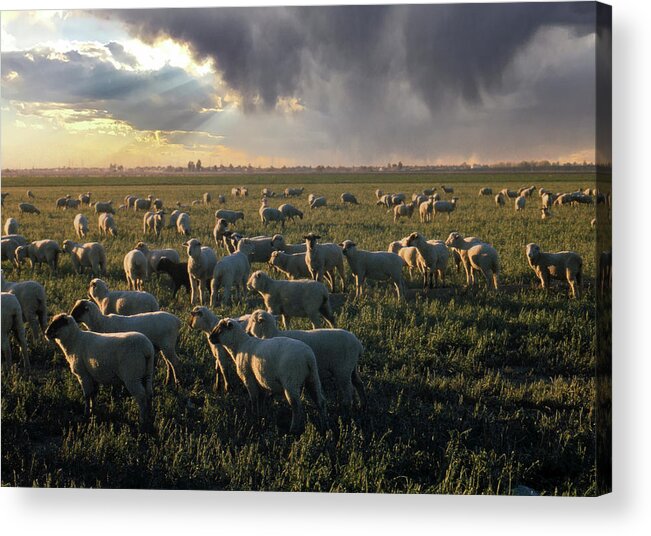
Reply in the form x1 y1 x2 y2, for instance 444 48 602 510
1 173 604 494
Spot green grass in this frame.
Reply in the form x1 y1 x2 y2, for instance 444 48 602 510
1 173 605 494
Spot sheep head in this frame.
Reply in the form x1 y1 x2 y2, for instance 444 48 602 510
45 314 76 341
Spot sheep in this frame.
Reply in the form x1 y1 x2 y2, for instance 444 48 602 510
93 200 115 214
210 240 252 306
341 192 359 205
412 193 429 206
268 250 312 280
88 278 159 315
27 190 36 199
441 185 454 194
519 185 536 197
445 232 499 289
2 234 28 247
176 212 191 236
246 309 365 414
135 241 180 273
271 234 307 254
143 210 165 237
515 195 526 211
278 203 303 222
393 201 416 223
238 235 275 263
387 237 409 254
156 257 190 298
98 212 118 237
209 317 327 434
479 187 493 196
310 196 327 209
73 213 89 239
259 203 286 229
231 187 241 197
553 193 574 206
539 187 553 197
215 209 244 225
1 192 8 206
375 189 384 200
1 292 29 369
284 187 304 197
525 243 583 298
79 192 91 205
213 218 230 247
14 239 61 273
124 195 137 208
62 240 107 277
500 189 518 199
377 194 392 208
123 249 149 290
56 195 71 209
542 192 555 209
572 193 594 206
432 198 459 219
65 198 81 210
542 207 553 220
406 232 450 288
419 199 434 223
4 218 18 235
340 240 406 299
1 275 48 343
18 203 41 215
184 239 218 305
153 198 163 210
1 238 21 268
397 246 426 281
167 209 181 229
261 188 276 198
134 195 154 212
45 314 154 430
221 231 244 254
203 192 212 205
70 299 182 386
494 193 506 207
303 233 346 292
217 194 226 204
247 270 335 329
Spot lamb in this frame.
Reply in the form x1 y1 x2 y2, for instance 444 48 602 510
419 199 434 223
18 203 41 215
14 239 61 273
339 240 407 299
310 196 327 209
143 210 165 237
93 200 115 214
213 218 230 247
45 314 154 430
246 309 365 414
406 232 450 288
27 190 36 199
98 212 118 237
247 270 336 329
393 202 416 223
479 187 493 196
4 218 18 235
65 198 81 210
175 212 191 236
134 195 154 211
70 299 182 386
397 246 426 281
62 240 107 276
494 193 506 207
167 209 181 229
500 189 518 199
203 192 212 205
135 241 180 273
1 238 21 268
88 278 159 315
432 198 459 219
303 233 346 292
215 209 244 225
56 195 71 209
271 234 307 254
284 187 304 197
79 192 92 205
1 275 48 342
525 243 583 299
341 193 359 205
156 257 190 298
519 185 536 197
268 250 312 280
278 203 304 222
123 248 149 290
259 202 286 229
209 318 327 434
184 239 218 305
210 240 252 306
445 232 500 289
1 292 29 369
515 195 526 211
73 213 89 239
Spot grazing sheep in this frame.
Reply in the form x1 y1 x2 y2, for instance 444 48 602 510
167 209 181 229
62 240 106 276
124 195 137 208
268 250 312 280
284 187 304 197
14 239 61 273
1 238 21 268
406 232 450 288
419 199 434 223
176 212 191 236
432 198 459 219
231 187 241 197
542 192 555 209
210 240 252 306
45 314 154 430
73 213 89 239
303 234 346 292
203 192 212 205
27 190 36 199
134 195 154 212
341 192 359 205
79 192 91 205
310 196 327 209
217 194 226 204
221 231 244 254
4 218 19 235
123 249 149 290
209 318 327 434
247 270 335 329
445 232 499 289
156 257 190 299
441 185 454 194
515 195 526 211
98 213 118 237
18 203 41 215
143 210 165 237
261 188 276 198
213 218 230 247
500 189 518 199
184 239 218 305
412 193 429 206
70 299 182 386
375 189 384 200
153 198 163 210
238 235 275 263
215 209 244 225
56 195 71 209
542 207 552 220
1 292 29 369
93 200 115 214
479 187 493 196
2 234 28 247
135 241 180 273
88 278 159 315
65 198 81 210
553 193 574 206
270 234 307 254
246 310 365 414
278 203 303 222
525 243 583 298
393 201 416 223
340 240 406 299
1 275 48 342
377 194 392 208
397 246 426 281
494 193 506 207
519 185 536 197
259 202 286 229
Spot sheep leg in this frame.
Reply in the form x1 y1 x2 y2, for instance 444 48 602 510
351 367 366 408
124 379 151 432
305 378 329 430
190 277 199 305
27 316 41 344
1 338 11 368
210 277 221 308
337 264 346 293
337 376 355 419
161 348 181 386
281 315 291 330
284 389 306 434
79 377 97 418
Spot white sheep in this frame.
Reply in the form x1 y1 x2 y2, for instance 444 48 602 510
268 250 312 280
213 218 230 247
1 274 48 341
1 292 29 369
45 314 154 430
98 212 118 238
214 209 244 225
62 240 106 276
167 209 181 229
479 187 493 196
65 198 81 210
15 239 61 273
542 192 555 209
210 240 252 306
494 193 506 207
284 187 304 197
500 189 518 199
310 196 327 209
247 270 336 329
123 248 149 290
93 200 115 214
406 232 450 288
176 212 191 236
18 203 41 215
278 203 303 222
70 299 182 386
1 238 21 268
340 240 406 299
239 235 275 263
88 278 159 315
246 310 366 414
184 239 218 305
79 192 91 205
375 189 384 200
209 318 327 434
270 234 306 254
125 195 137 208
397 246 426 281
143 210 165 237
445 232 499 289
303 233 347 292
515 195 526 211
419 199 434 223
134 195 154 212
341 192 359 205
73 213 89 239
432 198 459 219
135 241 180 273
393 202 416 223
203 192 212 205
27 190 36 199
56 195 71 209
4 218 18 235
259 202 286 228
525 243 583 298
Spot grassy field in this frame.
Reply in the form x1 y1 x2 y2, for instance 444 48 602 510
1 173 606 494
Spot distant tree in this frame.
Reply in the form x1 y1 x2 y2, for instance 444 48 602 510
196 159 202 171
397 161 403 170
188 161 195 172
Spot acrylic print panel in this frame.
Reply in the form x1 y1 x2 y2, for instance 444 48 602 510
0 2 611 495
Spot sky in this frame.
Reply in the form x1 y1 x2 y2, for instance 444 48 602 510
0 3 606 169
